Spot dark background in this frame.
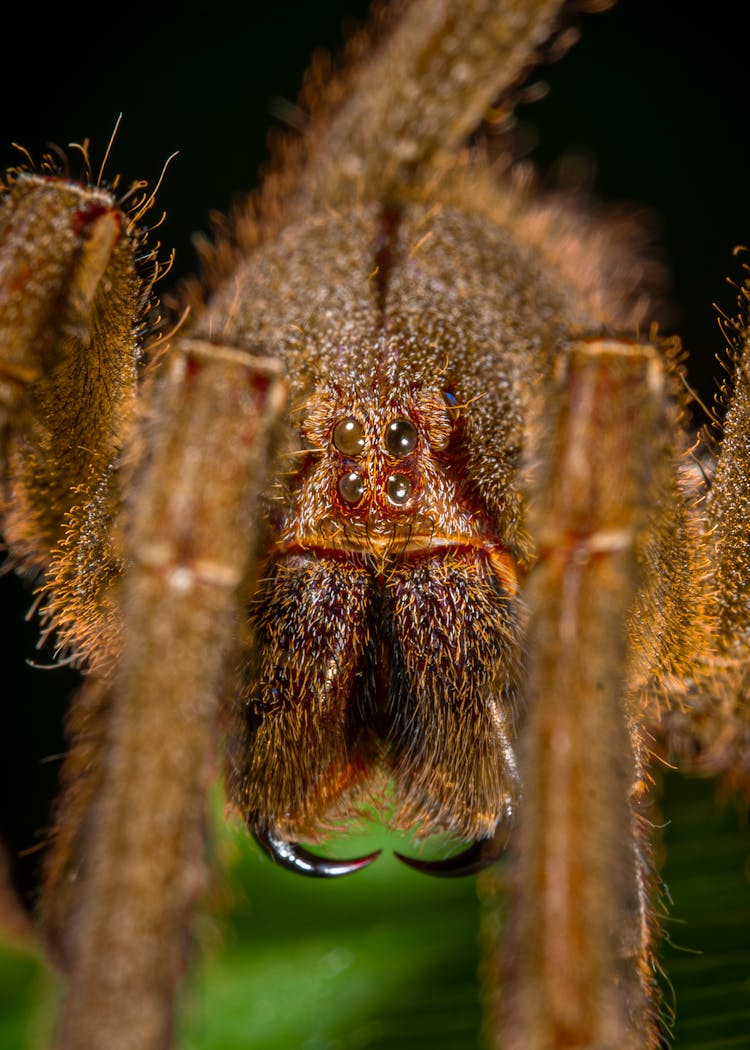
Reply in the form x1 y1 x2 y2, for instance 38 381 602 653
0 5 748 1042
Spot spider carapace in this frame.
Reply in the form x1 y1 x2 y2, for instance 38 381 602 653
229 206 533 877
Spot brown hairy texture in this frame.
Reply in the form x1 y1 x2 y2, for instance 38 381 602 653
188 0 619 315
499 339 674 1049
656 280 750 796
1 2 748 1049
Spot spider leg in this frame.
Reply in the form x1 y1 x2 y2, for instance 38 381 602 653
1 169 288 1046
0 173 139 590
657 291 750 795
0 172 143 956
495 338 677 1050
298 0 574 208
53 338 286 1050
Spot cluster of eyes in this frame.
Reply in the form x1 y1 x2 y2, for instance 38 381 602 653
331 415 418 506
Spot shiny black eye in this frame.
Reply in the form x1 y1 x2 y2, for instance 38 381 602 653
338 471 365 504
386 473 412 505
385 418 418 457
332 416 365 456
442 390 460 420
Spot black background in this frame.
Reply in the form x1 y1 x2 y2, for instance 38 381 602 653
1 0 748 900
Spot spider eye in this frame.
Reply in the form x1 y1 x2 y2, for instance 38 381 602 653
332 416 366 456
384 418 418 457
338 470 366 504
442 390 460 421
386 473 412 505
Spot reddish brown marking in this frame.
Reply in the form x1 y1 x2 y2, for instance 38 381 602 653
488 547 519 597
248 371 271 397
71 201 120 238
3 262 33 297
372 206 402 316
276 537 518 595
183 353 202 380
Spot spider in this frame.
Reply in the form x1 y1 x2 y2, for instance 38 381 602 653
1 2 749 1049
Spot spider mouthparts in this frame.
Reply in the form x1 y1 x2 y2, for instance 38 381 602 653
253 826 381 878
394 831 508 878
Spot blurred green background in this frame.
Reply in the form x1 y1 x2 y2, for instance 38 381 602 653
1 777 748 1048
1 2 749 1047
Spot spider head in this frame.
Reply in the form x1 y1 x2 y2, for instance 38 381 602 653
282 380 478 559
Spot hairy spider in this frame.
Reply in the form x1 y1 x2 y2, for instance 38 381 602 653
1 2 749 1049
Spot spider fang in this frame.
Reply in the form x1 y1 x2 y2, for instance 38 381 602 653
394 826 510 878
252 826 381 878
